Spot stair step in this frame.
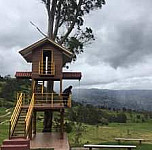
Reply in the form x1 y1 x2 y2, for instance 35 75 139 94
12 134 25 137
20 115 26 117
13 134 25 136
1 144 28 150
15 125 25 128
18 119 25 121
3 139 30 148
14 131 25 134
11 136 26 139
18 118 25 120
15 127 25 129
15 129 25 131
17 121 25 123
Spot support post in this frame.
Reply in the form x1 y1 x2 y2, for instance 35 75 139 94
60 79 63 106
43 80 54 132
32 79 36 93
29 118 33 140
60 79 62 95
60 109 64 139
33 110 36 134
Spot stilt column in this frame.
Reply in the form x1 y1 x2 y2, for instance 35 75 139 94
60 109 64 139
33 110 36 134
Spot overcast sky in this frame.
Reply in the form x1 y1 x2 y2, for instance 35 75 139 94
0 0 152 90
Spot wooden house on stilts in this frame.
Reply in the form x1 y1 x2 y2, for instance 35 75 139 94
1 38 82 150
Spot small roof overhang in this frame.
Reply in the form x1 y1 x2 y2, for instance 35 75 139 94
19 38 73 63
15 71 82 80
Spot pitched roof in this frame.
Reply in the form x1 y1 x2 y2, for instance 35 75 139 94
19 38 73 62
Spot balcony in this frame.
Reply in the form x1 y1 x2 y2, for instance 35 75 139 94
21 93 72 110
34 93 71 108
39 61 55 76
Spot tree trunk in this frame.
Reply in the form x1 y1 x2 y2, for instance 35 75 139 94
43 80 54 132
43 110 53 132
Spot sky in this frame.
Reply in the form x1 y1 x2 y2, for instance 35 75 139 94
0 0 152 90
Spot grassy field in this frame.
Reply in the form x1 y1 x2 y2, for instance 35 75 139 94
1 108 152 150
68 122 152 149
0 108 10 145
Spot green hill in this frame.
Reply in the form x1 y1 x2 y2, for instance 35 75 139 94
0 76 31 107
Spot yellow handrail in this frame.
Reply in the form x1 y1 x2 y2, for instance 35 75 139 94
10 93 23 138
25 93 35 137
67 94 72 107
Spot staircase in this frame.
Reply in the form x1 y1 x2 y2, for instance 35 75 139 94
12 108 27 138
1 93 34 150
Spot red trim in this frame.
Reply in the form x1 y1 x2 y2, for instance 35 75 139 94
62 72 82 80
15 72 32 79
15 71 82 80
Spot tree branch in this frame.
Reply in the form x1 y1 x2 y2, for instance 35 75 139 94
59 0 83 45
46 0 51 37
53 0 63 40
30 21 47 37
49 0 58 39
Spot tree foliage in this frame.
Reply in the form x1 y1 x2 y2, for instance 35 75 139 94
0 77 31 102
41 0 105 60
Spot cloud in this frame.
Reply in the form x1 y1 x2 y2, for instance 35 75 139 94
84 0 152 68
0 0 152 90
0 0 46 76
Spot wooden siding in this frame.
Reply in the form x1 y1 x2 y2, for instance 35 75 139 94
32 43 63 80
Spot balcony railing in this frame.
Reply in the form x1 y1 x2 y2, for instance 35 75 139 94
34 93 71 108
39 61 55 75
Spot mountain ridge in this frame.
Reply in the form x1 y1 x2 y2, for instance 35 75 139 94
73 88 152 111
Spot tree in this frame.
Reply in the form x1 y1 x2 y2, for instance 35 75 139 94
38 0 106 132
40 0 105 60
117 113 127 123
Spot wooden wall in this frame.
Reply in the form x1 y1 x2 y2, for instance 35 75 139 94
32 43 63 80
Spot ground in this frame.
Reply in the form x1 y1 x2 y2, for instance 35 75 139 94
1 108 152 150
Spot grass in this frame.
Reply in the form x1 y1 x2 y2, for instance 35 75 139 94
93 142 152 150
0 124 9 145
0 108 152 150
68 122 152 147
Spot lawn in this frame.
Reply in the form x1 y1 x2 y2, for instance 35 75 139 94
1 107 152 150
68 122 152 147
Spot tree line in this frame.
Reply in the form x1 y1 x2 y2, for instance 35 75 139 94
0 75 31 107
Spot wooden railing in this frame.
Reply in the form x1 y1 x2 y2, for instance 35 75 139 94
67 94 72 108
9 93 23 138
34 93 72 108
39 61 55 75
25 93 35 137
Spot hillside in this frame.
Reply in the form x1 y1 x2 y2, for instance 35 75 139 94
73 89 152 111
0 76 31 107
